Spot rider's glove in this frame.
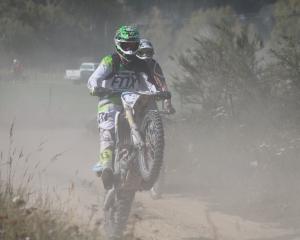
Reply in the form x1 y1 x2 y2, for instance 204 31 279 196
90 86 107 97
90 86 102 96
90 87 97 96
164 99 176 114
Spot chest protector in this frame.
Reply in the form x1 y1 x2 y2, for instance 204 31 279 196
101 53 154 91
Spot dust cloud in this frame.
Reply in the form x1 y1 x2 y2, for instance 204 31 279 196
0 1 300 240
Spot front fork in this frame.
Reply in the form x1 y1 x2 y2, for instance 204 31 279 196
124 107 144 149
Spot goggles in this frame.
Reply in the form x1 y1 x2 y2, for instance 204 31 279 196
136 48 154 59
120 41 139 52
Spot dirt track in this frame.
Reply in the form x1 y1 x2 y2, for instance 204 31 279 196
0 81 299 240
133 194 295 240
0 127 298 240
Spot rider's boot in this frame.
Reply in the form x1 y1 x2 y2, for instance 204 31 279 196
93 164 113 190
102 167 114 190
96 148 114 190
150 187 162 200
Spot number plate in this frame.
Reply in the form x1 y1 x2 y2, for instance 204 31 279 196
121 92 140 108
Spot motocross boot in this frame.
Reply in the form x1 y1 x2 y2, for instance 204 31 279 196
102 167 114 190
92 164 113 189
150 187 162 200
98 148 114 190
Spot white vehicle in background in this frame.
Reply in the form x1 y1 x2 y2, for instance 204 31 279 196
65 62 98 84
79 62 98 82
64 69 81 83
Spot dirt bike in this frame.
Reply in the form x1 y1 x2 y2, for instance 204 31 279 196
93 84 172 240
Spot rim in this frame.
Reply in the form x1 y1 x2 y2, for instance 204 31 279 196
141 119 156 174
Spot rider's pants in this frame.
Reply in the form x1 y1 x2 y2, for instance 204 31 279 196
97 103 122 170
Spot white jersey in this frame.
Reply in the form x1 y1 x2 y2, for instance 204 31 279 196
87 55 156 106
100 70 151 91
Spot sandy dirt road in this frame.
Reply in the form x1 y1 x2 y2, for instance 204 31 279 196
0 126 298 240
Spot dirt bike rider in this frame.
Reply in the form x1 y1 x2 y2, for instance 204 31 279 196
136 38 175 114
87 26 174 190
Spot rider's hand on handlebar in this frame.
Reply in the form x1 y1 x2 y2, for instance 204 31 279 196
90 86 108 96
90 87 98 96
164 99 176 114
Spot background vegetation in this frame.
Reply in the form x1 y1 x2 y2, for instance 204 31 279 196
0 0 276 68
164 0 300 225
0 124 103 240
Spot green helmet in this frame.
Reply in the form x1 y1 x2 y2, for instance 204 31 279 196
114 25 140 62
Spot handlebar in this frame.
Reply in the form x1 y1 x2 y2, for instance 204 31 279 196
92 87 171 100
159 110 176 115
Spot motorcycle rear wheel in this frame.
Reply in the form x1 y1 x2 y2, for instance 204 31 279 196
104 189 135 240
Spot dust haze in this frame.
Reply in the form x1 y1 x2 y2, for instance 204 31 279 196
1 1 300 239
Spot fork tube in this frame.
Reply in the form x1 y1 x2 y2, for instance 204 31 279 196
125 107 144 148
125 108 138 130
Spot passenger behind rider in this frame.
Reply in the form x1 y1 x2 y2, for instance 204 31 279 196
87 26 174 190
136 38 175 114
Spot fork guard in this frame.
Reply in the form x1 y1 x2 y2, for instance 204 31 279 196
131 128 144 149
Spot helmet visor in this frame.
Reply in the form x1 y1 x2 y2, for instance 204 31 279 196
120 42 139 53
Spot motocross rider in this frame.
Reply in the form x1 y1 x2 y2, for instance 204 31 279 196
136 38 175 114
87 26 174 190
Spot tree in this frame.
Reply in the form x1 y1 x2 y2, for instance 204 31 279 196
269 0 300 90
172 9 264 122
0 0 129 67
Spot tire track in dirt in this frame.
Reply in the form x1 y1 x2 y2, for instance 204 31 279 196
127 193 295 240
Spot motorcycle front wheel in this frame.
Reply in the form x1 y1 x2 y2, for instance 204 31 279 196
139 110 164 190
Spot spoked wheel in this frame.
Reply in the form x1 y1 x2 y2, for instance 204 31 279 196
139 110 164 190
104 189 135 240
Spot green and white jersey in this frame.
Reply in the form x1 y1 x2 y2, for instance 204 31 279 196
87 54 154 107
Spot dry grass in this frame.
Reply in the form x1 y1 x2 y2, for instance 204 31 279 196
0 122 103 240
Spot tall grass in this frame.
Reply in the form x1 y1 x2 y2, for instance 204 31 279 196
0 122 103 240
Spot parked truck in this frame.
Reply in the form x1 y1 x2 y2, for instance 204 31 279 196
65 62 98 84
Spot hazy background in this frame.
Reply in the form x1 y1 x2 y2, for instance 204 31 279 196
0 0 276 68
1 0 300 236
